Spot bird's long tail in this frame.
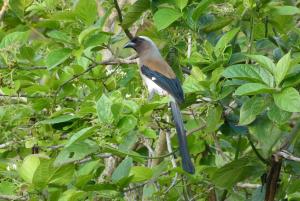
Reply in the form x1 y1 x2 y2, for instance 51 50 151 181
170 101 195 174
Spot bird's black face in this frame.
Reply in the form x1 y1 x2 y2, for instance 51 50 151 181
124 37 145 51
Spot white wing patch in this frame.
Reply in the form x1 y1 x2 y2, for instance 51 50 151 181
151 77 156 81
141 74 167 96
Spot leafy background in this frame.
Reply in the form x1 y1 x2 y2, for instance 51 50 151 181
1 0 300 200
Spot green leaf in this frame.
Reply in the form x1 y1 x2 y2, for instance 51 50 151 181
175 0 188 10
0 31 29 48
245 54 275 74
96 94 113 123
117 115 137 133
201 17 233 33
205 105 223 132
130 166 153 182
18 155 40 183
19 46 35 61
273 87 300 112
78 26 100 45
46 30 72 44
270 6 300 16
192 0 214 20
83 32 110 49
74 0 97 25
122 0 150 29
39 114 77 124
49 164 75 186
103 146 145 163
65 127 93 147
214 28 239 57
32 158 52 188
239 97 266 125
112 157 133 183
142 128 157 139
58 189 85 201
267 103 291 124
223 64 274 87
46 48 72 70
249 117 282 157
274 52 291 86
54 140 98 167
153 8 182 31
234 83 274 96
211 157 263 188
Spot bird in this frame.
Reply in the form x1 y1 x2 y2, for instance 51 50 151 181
124 36 195 174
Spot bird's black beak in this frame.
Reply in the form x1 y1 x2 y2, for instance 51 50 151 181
124 41 135 49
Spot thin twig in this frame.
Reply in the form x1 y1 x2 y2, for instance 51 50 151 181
187 125 205 136
247 134 269 165
0 194 27 201
236 183 260 189
113 0 133 39
0 66 47 70
165 131 179 193
52 57 137 107
279 121 300 150
277 150 300 162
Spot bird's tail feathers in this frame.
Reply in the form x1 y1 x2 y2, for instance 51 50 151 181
170 101 195 174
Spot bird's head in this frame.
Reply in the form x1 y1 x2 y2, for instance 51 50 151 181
124 36 158 55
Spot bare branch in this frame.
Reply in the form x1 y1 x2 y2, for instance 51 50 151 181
0 141 13 149
164 130 179 193
247 134 269 165
280 121 300 150
187 125 205 136
0 0 9 21
151 130 167 167
236 183 260 189
277 150 300 162
113 0 133 39
187 32 192 59
0 66 47 70
0 194 27 201
0 57 137 71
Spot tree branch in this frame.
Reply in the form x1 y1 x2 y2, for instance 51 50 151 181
279 121 300 150
164 130 179 193
0 0 9 21
277 150 300 162
113 0 133 39
265 154 282 201
247 134 269 165
0 194 27 201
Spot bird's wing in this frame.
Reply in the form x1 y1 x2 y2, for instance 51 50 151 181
141 65 184 104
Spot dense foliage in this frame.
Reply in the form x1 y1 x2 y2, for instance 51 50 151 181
1 0 300 200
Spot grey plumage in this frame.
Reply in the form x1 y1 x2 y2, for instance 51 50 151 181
124 36 195 174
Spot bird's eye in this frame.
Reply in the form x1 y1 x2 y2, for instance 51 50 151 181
132 37 138 43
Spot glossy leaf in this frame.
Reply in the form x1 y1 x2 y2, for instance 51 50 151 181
153 8 182 31
122 0 150 29
239 97 267 125
223 64 274 87
214 28 239 57
74 0 97 25
274 52 291 86
46 48 72 70
234 83 274 96
96 94 113 123
245 54 275 74
273 87 300 112
112 157 133 183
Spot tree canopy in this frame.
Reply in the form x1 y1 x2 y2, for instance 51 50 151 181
1 0 300 200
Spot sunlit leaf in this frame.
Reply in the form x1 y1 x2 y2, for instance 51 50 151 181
153 8 182 31
273 87 300 112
